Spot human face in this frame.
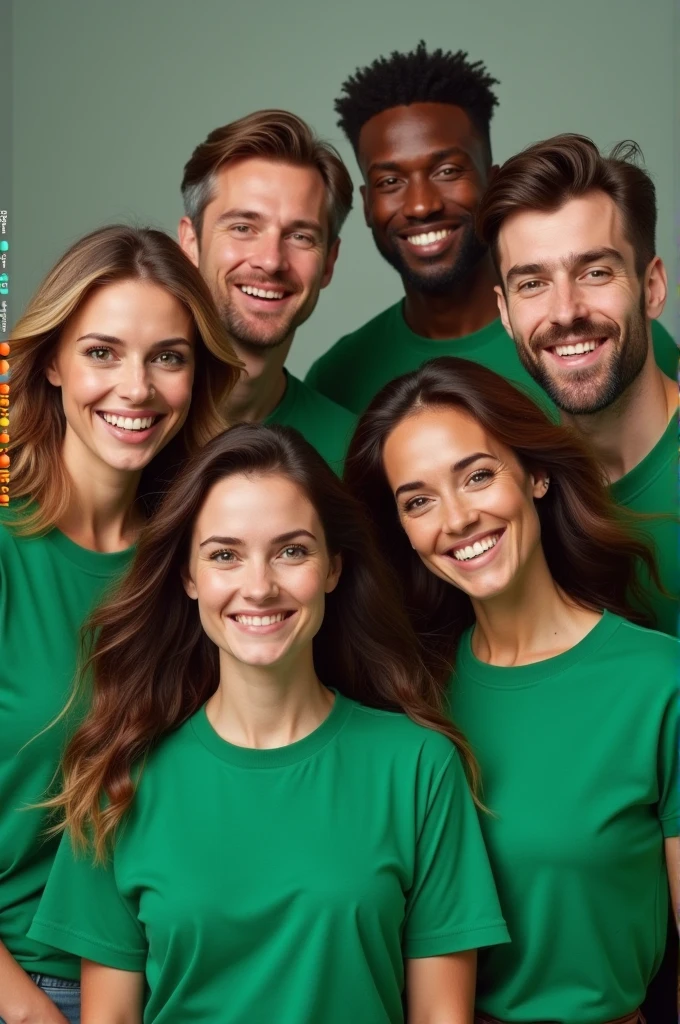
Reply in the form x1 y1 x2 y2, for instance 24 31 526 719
46 279 195 477
495 192 667 414
179 158 339 354
383 406 548 603
183 473 341 671
358 102 492 295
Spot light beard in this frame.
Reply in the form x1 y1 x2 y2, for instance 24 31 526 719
512 299 649 415
372 219 488 296
217 300 296 354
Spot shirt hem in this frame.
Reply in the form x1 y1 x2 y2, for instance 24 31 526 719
404 920 510 958
28 920 146 973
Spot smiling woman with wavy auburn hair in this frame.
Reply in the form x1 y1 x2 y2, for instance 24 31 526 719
0 224 240 1024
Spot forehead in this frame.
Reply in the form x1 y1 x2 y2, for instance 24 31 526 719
384 405 501 479
193 472 318 535
65 279 191 340
205 157 327 223
358 102 481 171
497 192 633 273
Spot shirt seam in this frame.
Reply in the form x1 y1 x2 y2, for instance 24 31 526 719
31 919 145 959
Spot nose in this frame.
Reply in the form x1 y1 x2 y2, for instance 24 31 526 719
440 493 480 537
240 559 280 603
547 275 590 327
116 357 156 405
248 230 289 277
402 174 445 221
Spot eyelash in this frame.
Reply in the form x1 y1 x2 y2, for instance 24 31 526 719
230 226 315 247
84 345 186 366
209 544 308 563
402 469 494 511
518 269 610 291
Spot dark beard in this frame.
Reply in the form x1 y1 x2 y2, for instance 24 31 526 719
513 296 649 415
372 218 488 296
217 300 293 354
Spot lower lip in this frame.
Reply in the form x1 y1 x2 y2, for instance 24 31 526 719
235 287 293 310
229 613 295 635
544 339 610 369
96 413 163 444
401 228 459 258
446 530 505 573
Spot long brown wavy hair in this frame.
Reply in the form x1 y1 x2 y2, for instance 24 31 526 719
7 224 242 534
50 423 479 859
344 357 661 678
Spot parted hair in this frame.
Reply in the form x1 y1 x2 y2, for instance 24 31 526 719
335 40 499 158
7 225 241 535
477 134 657 276
344 357 660 680
49 423 480 860
181 109 354 243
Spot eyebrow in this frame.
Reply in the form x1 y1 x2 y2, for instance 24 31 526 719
506 247 626 283
368 147 470 176
394 452 494 499
214 209 323 237
199 529 317 549
76 333 192 347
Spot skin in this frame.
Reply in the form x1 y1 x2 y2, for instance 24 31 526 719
495 191 677 481
0 279 196 1024
179 158 339 422
358 102 498 340
79 473 477 1021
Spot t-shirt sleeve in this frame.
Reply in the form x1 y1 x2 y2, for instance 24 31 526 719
657 687 679 837
28 830 147 971
403 748 510 958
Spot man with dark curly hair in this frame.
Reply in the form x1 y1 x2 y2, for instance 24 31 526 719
305 42 676 415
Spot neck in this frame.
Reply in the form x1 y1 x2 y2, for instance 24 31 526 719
470 545 601 666
402 254 499 340
223 336 293 423
561 349 677 483
207 646 332 749
58 431 143 552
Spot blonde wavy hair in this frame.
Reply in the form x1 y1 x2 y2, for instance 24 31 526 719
7 225 242 534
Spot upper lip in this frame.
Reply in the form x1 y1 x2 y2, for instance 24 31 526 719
541 336 609 352
443 528 504 555
97 409 163 418
229 609 295 617
400 221 462 240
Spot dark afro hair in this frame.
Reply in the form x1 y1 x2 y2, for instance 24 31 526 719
335 40 499 159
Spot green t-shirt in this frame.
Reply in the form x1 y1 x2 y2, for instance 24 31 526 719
610 415 678 637
0 507 134 979
30 693 508 1023
265 370 357 474
306 303 677 416
449 612 679 1023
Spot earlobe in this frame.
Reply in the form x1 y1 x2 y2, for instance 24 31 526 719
531 473 550 499
182 571 198 601
178 217 200 268
325 554 342 594
321 239 341 290
495 285 512 338
360 185 370 227
45 363 61 387
644 256 667 320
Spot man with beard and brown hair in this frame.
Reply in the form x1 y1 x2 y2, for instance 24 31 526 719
305 42 677 415
477 134 678 1024
179 110 356 473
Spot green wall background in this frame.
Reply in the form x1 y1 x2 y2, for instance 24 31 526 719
12 0 677 376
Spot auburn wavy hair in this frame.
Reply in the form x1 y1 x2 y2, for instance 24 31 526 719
344 356 661 679
49 423 479 859
7 224 242 534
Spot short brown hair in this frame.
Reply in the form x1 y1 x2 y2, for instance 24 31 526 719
477 133 657 277
181 109 353 244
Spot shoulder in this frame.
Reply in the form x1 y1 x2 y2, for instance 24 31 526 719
345 700 459 772
306 304 400 376
293 377 357 428
604 615 679 685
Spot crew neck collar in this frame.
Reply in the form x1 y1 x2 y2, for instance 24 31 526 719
456 610 622 689
392 301 503 351
609 413 677 504
190 688 354 768
265 369 300 423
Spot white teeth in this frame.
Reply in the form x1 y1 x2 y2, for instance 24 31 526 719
239 285 285 300
234 613 287 626
101 413 156 430
408 229 452 247
453 533 500 562
554 340 599 357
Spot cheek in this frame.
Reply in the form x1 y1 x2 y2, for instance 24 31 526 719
161 367 195 413
400 516 434 555
195 571 236 614
289 566 329 608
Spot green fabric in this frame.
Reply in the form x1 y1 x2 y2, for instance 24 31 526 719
0 506 134 979
265 370 357 474
449 611 679 1023
610 414 678 637
30 693 508 1023
305 306 677 417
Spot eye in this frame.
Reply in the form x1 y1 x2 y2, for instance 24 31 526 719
435 165 463 179
518 279 543 292
403 495 429 513
289 233 315 249
154 350 187 367
231 224 253 235
85 346 115 361
376 176 400 189
210 549 237 563
280 544 307 559
584 268 610 280
468 469 494 485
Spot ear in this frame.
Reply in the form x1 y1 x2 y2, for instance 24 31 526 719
495 284 512 338
45 358 62 387
360 184 370 227
324 552 342 594
530 471 550 500
178 217 200 268
644 256 667 321
181 567 198 600
320 238 341 290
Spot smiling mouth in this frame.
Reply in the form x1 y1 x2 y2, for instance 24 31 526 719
237 284 290 301
97 412 163 432
230 611 295 627
448 529 504 563
543 338 608 361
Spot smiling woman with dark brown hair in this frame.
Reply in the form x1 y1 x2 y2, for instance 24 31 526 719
29 423 508 1024
344 355 679 1024
0 225 240 1024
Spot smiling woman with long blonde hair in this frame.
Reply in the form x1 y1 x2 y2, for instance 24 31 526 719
0 225 240 1024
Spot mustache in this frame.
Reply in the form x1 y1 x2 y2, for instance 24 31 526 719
531 319 619 353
